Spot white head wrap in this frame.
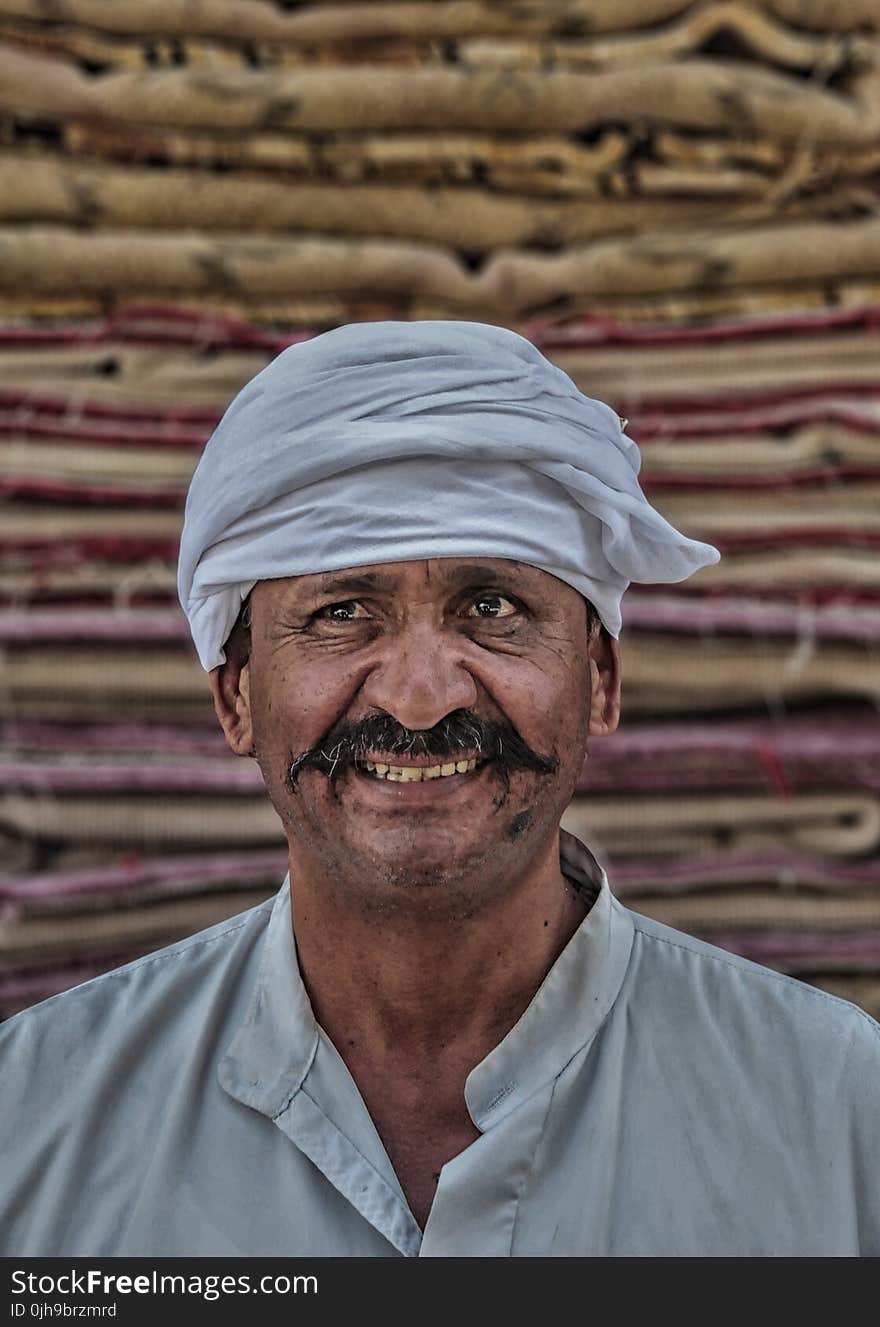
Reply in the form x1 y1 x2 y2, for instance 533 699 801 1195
178 320 719 670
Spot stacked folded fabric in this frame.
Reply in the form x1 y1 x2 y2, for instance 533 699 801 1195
548 308 880 1015
0 0 879 323
1 1 879 1017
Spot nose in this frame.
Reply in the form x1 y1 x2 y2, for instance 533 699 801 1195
357 616 479 731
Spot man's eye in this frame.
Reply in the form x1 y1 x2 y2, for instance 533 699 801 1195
468 593 518 619
315 600 367 621
313 595 519 623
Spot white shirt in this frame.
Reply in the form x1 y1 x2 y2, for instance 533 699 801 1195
1 829 878 1256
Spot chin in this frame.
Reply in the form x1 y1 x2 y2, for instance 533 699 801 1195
363 837 487 889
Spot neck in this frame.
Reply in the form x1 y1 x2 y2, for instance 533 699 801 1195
287 829 589 1068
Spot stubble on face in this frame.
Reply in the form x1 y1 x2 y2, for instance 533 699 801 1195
241 561 596 918
286 714 565 907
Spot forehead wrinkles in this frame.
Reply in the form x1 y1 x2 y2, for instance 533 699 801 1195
290 559 545 602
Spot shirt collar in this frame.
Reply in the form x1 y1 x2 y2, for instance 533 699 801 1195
219 828 634 1125
218 874 317 1118
464 828 634 1129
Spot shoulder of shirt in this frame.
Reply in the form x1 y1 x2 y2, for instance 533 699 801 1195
0 892 278 1040
619 898 880 1044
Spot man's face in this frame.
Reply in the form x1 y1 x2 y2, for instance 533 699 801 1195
213 558 620 917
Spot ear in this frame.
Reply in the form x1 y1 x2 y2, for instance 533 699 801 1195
587 626 621 737
208 653 255 757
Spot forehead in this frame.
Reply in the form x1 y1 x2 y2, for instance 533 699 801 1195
265 558 561 600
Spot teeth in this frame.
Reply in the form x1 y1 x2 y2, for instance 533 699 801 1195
360 758 479 782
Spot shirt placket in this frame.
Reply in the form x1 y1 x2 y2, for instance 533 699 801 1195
272 1086 422 1256
418 1079 557 1257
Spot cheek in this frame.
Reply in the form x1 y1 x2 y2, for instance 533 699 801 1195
248 659 321 750
508 650 590 732
535 663 592 766
250 653 362 765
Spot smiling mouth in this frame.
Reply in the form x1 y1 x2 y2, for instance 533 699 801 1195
354 757 490 783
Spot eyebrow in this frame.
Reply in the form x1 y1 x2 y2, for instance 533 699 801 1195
304 563 531 599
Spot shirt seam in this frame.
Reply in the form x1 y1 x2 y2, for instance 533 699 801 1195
16 906 274 1015
284 1083 420 1255
630 918 880 1035
508 1075 558 1254
271 1035 320 1119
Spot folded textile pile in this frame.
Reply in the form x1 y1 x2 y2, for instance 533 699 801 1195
0 0 879 324
1 1 880 1018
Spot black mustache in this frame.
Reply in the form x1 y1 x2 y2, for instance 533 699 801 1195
285 709 558 795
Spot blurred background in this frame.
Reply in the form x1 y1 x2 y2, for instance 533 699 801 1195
1 0 879 1020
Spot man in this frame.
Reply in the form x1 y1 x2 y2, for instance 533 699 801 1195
1 322 878 1256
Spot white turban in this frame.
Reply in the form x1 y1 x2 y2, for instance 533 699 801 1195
178 320 719 671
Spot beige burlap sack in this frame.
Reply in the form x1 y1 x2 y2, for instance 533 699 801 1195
1 151 818 246
0 2 702 43
2 44 878 142
473 216 880 310
2 2 873 44
65 120 316 171
0 18 170 71
640 427 880 480
554 330 880 400
0 292 105 318
2 217 880 313
0 792 284 846
0 887 272 962
562 791 880 855
625 687 878 716
528 280 880 326
655 130 880 192
59 126 630 193
3 284 877 327
459 5 857 72
0 226 471 303
579 825 866 856
767 0 880 31
0 829 32 876
627 891 880 933
653 484 880 536
1 855 287 920
3 506 181 541
0 562 178 603
0 339 269 404
1 695 212 721
322 131 627 190
622 633 880 706
3 647 204 705
0 438 197 485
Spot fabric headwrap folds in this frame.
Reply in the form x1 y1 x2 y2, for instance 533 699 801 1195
178 320 720 671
